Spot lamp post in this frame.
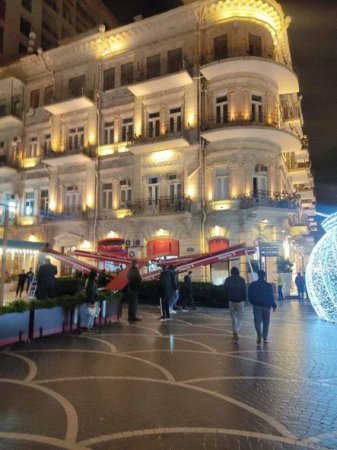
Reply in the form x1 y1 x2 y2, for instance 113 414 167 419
0 200 15 307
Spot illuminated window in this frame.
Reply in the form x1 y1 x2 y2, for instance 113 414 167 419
121 118 133 142
103 121 114 144
253 164 268 196
148 176 159 206
68 127 84 150
148 112 160 138
27 137 38 158
168 174 182 204
120 180 131 209
25 191 34 216
121 63 133 86
215 168 229 200
64 186 82 213
169 107 182 134
251 94 263 123
216 96 228 124
102 182 113 210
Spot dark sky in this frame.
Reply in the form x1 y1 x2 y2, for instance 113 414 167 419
104 0 337 211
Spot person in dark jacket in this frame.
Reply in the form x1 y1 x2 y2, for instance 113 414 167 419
224 267 246 341
180 271 196 310
85 269 98 332
97 269 110 288
37 258 57 299
295 272 305 301
158 266 177 321
25 268 34 293
127 260 142 321
248 270 277 344
16 270 27 297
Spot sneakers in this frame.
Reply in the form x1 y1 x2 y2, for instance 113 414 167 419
169 309 177 314
159 318 167 322
256 336 261 344
232 331 239 341
263 338 268 343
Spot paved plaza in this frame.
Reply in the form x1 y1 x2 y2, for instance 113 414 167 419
1 301 337 449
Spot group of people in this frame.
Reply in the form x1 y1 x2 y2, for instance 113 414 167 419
277 272 306 301
224 267 277 344
15 268 34 297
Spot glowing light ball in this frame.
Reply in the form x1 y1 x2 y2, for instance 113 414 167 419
306 213 337 322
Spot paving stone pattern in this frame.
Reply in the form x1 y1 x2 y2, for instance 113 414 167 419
0 301 336 449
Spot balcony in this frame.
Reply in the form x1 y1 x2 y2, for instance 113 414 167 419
41 146 95 166
39 208 85 222
288 213 310 236
239 191 299 210
127 58 194 96
288 163 311 184
127 125 190 155
125 196 192 216
200 49 298 95
201 116 302 152
43 88 94 115
0 105 23 128
0 156 19 176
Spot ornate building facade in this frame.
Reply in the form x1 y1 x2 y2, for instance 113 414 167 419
0 0 315 282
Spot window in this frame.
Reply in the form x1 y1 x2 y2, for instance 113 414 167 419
167 48 183 73
147 54 160 79
169 107 182 134
148 176 159 206
0 26 3 53
24 191 34 216
43 134 51 154
27 137 38 158
103 121 114 145
148 112 160 138
68 75 85 97
102 182 113 210
121 118 133 142
253 164 268 196
22 0 32 12
64 186 82 213
103 68 115 91
30 89 40 109
68 127 84 150
20 16 31 37
121 63 133 86
0 0 6 20
215 168 229 200
44 85 54 105
168 174 182 204
248 34 262 56
216 95 228 124
251 94 263 123
120 180 131 209
40 189 49 212
214 34 228 60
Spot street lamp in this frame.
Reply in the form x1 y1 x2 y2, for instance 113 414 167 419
0 199 16 307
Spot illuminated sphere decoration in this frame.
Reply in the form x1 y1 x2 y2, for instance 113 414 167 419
306 212 337 322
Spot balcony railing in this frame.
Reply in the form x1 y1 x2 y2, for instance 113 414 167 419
130 123 191 145
134 57 193 83
239 191 299 210
288 213 308 227
0 155 20 170
202 114 279 131
201 47 279 65
39 207 85 222
43 146 96 159
0 104 23 120
46 87 94 105
124 196 192 215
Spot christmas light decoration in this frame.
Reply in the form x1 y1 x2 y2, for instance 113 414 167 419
306 212 337 322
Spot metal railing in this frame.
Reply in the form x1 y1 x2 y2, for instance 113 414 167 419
201 47 278 65
288 213 308 227
134 57 193 83
202 114 279 131
125 196 192 215
47 87 94 105
130 123 191 145
39 207 85 222
43 146 96 158
239 191 299 210
0 156 20 170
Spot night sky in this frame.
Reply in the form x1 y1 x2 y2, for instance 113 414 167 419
103 0 337 212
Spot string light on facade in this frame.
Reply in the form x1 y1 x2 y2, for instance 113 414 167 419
306 212 337 322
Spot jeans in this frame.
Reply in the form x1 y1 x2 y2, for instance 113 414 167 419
169 290 179 310
277 285 283 300
87 313 95 329
229 301 245 333
128 289 139 320
253 305 271 340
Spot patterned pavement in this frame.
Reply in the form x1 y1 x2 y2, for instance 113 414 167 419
1 301 337 450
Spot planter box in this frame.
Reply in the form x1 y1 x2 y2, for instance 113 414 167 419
105 298 122 322
33 307 69 338
0 312 29 346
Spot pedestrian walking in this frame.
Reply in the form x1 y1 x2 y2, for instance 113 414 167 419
180 271 196 310
16 270 27 297
127 260 142 321
277 273 284 300
224 267 246 341
26 267 34 293
168 265 179 314
36 258 57 299
158 266 177 321
248 270 277 344
85 269 99 332
295 272 305 301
